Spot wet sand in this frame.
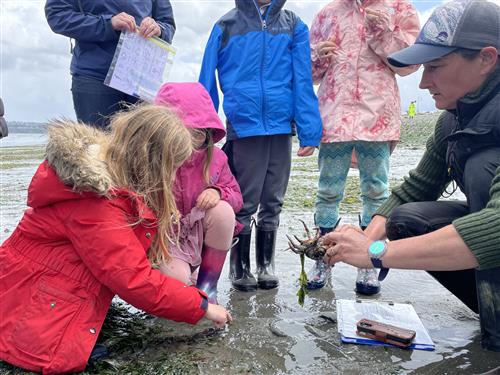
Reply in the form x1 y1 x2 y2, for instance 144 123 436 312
1 134 499 374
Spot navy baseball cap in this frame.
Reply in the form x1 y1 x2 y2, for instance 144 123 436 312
388 0 500 67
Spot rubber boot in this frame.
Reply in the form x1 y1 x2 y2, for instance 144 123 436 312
476 266 500 351
355 220 380 295
196 245 228 304
229 232 257 291
255 228 279 289
307 227 334 290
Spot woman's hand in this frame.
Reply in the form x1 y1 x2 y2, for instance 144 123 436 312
315 40 337 60
196 188 221 210
111 12 136 33
322 225 372 268
205 303 233 328
138 17 162 39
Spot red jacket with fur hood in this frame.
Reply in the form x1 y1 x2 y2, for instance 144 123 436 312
0 123 207 374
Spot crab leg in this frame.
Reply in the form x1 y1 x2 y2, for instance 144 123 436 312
286 234 304 254
298 219 313 239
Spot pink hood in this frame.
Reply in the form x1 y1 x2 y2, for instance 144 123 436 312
154 82 226 143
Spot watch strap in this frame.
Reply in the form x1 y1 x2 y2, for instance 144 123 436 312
378 267 389 281
370 258 383 269
370 258 389 281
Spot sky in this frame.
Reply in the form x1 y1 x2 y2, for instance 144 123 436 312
1 0 444 122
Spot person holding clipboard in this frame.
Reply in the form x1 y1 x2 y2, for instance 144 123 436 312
45 0 176 128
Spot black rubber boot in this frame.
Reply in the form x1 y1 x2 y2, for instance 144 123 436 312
476 266 500 351
229 232 257 291
255 228 279 289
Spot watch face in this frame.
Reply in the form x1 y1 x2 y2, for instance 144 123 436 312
369 241 385 256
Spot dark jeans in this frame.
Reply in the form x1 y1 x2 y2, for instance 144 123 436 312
386 148 500 351
71 75 139 129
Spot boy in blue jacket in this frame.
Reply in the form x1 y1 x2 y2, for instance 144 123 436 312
45 0 175 128
199 0 322 292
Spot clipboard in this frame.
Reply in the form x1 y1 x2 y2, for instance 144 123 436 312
104 31 177 102
336 299 435 351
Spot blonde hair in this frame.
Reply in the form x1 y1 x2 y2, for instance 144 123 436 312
189 128 214 184
105 104 193 265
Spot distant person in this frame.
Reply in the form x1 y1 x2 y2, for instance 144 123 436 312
408 101 417 123
0 98 8 139
199 0 322 291
323 0 500 352
308 0 419 293
45 0 175 128
0 105 232 373
154 82 243 304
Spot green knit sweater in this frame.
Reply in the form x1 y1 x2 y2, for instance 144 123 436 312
376 69 500 270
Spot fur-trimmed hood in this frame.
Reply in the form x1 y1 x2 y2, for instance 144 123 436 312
27 120 112 209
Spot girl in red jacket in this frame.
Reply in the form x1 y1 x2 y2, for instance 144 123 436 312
0 104 231 374
154 82 243 304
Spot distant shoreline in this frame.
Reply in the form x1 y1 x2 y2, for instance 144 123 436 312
6 121 47 134
5 112 441 137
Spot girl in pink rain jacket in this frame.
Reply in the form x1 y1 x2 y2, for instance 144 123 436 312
155 82 243 304
307 0 420 293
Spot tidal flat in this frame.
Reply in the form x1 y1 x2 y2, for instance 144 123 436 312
1 114 498 374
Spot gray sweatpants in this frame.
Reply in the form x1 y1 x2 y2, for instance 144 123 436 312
224 134 292 233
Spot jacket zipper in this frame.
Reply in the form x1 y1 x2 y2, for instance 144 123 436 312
253 0 272 133
446 114 463 194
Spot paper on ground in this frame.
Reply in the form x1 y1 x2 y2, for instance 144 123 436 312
105 31 176 102
336 299 435 351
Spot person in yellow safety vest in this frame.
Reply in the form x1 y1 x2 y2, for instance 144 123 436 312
407 101 416 122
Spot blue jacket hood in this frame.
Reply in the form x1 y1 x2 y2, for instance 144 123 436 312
235 0 287 16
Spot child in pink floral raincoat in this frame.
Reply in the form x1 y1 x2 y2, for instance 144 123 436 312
308 0 420 294
155 82 243 304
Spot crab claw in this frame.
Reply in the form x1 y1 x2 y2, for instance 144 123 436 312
286 234 305 254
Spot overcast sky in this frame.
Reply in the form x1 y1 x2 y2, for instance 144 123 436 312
1 0 443 122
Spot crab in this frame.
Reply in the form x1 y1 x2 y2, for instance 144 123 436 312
286 220 328 261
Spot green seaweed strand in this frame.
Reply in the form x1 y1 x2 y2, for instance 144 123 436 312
297 253 308 307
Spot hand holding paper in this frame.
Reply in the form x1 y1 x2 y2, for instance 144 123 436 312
139 17 161 39
111 12 136 33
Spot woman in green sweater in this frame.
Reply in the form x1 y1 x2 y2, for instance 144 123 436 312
321 0 500 352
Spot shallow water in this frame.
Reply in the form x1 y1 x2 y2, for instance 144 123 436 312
0 135 497 374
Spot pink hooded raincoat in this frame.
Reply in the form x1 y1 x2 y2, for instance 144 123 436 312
310 0 420 143
155 83 243 267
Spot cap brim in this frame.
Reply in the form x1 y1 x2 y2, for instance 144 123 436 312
388 44 457 67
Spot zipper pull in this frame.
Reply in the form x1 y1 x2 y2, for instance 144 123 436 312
447 167 451 176
262 19 267 29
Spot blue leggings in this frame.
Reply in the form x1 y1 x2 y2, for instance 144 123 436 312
315 141 390 228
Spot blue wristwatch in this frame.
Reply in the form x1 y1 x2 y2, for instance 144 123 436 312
368 240 389 281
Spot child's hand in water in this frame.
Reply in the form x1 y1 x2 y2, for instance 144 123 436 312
196 188 221 210
205 303 233 328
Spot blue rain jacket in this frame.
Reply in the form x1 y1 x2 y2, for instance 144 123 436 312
45 0 175 81
199 0 322 146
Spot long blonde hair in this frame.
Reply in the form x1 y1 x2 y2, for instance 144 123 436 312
105 104 192 265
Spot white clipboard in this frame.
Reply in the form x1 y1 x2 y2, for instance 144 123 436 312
337 299 435 350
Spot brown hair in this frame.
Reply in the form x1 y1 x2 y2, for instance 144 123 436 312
105 104 193 265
